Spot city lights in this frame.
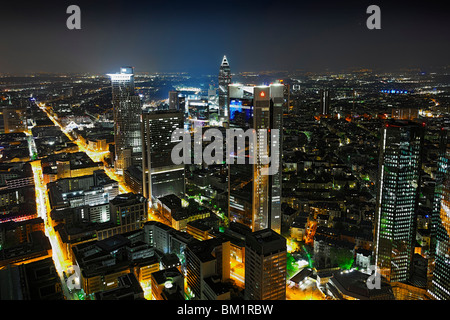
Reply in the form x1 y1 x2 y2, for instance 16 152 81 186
0 1 448 306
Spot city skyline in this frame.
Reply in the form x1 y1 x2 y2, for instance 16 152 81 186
1 0 450 305
1 55 449 302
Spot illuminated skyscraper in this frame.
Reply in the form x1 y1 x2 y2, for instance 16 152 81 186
227 83 283 234
218 55 231 116
107 67 142 173
374 120 424 283
141 109 185 200
244 229 286 300
429 128 450 300
319 89 330 115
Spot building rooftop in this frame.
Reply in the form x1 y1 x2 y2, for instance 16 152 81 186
109 192 146 206
157 194 183 211
0 231 52 267
187 219 213 232
187 238 225 263
0 257 64 300
203 274 231 296
94 273 144 300
151 267 183 286
329 270 394 300
245 228 286 256
290 268 313 283
161 253 180 269
96 234 130 252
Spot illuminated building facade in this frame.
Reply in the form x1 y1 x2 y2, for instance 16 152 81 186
185 238 230 300
107 67 142 173
123 165 143 195
429 128 450 299
218 55 231 116
2 106 27 133
244 229 286 300
47 170 119 210
392 108 419 120
141 110 185 201
109 193 147 231
319 89 330 115
227 83 283 233
374 120 424 283
0 185 37 223
72 233 155 295
0 217 44 247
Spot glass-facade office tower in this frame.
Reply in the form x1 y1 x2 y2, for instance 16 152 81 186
107 67 142 173
218 55 231 117
227 83 283 234
430 128 450 299
141 109 185 201
374 120 424 283
244 229 286 300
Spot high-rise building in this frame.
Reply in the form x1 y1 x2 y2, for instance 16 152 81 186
169 91 180 110
268 84 284 234
227 83 283 234
244 228 286 300
374 120 424 283
107 67 142 173
218 55 231 117
141 109 185 200
429 128 450 300
319 89 330 115
283 82 290 114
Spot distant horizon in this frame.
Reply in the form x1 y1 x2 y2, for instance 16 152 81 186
1 63 449 77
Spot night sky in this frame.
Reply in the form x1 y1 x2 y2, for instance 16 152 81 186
0 0 449 74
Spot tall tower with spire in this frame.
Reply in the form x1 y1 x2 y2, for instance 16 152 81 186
218 55 231 117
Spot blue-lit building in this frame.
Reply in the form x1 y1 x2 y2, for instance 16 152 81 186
227 83 284 234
